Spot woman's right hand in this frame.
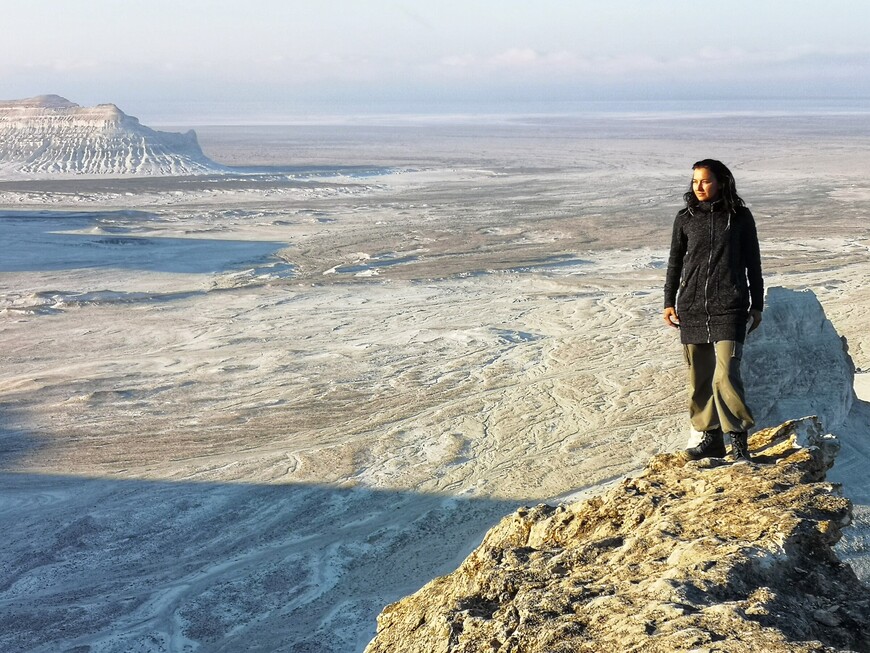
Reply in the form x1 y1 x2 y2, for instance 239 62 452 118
663 306 680 329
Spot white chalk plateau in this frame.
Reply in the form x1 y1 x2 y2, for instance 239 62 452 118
0 95 221 177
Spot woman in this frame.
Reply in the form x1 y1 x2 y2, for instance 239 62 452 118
663 159 763 461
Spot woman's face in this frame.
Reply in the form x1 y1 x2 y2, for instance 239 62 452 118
692 167 720 202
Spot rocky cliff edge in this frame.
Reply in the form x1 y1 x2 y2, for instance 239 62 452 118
365 417 870 653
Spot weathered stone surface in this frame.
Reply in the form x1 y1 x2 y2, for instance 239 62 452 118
365 417 870 652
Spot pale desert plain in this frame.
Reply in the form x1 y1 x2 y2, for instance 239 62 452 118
2 110 870 652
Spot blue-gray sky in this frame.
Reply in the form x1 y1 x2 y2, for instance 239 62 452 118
2 0 869 122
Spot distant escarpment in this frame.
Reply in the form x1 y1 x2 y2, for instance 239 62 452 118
0 95 221 176
366 417 870 652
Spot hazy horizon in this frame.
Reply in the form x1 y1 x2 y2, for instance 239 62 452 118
3 1 869 125
8 96 868 129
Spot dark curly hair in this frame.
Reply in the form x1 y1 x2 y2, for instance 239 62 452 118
683 159 746 213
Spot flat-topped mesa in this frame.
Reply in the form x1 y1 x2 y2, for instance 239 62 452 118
0 95 222 176
365 417 870 653
2 94 79 109
2 100 125 129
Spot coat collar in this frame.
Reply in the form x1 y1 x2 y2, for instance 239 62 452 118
688 197 725 216
697 198 724 212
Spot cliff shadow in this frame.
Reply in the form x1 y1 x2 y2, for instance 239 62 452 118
0 471 521 653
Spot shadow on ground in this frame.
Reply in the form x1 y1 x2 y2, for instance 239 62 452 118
0 471 521 653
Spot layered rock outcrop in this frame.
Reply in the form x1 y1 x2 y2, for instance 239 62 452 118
745 287 856 432
366 417 870 652
0 95 220 176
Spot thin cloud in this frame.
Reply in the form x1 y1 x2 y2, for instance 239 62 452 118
490 48 541 66
425 46 870 82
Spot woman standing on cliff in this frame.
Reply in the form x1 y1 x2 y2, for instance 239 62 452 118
663 159 763 461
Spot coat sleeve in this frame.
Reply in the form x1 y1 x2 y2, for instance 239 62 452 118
742 209 764 311
663 213 686 308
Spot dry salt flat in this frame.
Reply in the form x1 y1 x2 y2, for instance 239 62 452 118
1 113 869 652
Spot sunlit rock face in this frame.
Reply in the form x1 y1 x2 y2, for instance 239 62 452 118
0 95 221 176
745 287 856 432
365 417 870 653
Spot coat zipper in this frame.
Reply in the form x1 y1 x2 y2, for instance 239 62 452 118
704 209 713 342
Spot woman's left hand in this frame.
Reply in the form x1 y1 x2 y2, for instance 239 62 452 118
748 309 763 333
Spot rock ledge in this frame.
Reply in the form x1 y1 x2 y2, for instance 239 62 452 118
365 417 870 653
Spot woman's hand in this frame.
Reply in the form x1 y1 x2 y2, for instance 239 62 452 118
748 309 763 333
663 307 680 329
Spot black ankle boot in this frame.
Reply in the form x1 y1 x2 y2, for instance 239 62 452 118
730 431 751 461
685 430 726 460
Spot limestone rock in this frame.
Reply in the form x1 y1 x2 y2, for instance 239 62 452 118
365 417 870 652
745 287 856 432
0 95 221 176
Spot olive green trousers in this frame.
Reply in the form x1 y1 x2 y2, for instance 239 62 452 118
684 340 755 434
